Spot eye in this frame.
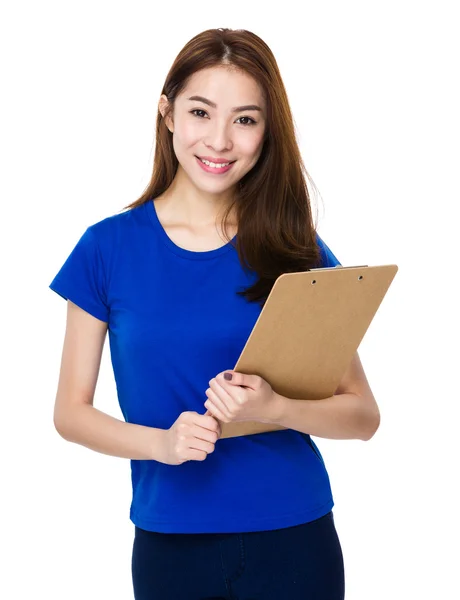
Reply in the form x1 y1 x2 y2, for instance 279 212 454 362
190 109 209 119
189 109 256 126
236 116 257 126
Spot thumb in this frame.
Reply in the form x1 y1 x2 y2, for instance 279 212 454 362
222 370 253 389
203 409 222 437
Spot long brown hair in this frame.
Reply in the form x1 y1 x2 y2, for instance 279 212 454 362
123 27 323 308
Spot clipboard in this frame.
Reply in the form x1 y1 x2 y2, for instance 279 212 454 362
218 264 398 439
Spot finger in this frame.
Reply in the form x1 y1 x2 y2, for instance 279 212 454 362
214 376 245 405
203 410 222 434
218 371 254 390
206 387 233 420
191 425 220 446
209 378 238 409
205 400 230 423
193 412 222 433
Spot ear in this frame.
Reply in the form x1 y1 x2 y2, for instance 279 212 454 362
158 94 174 133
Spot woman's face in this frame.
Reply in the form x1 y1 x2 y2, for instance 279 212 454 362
159 66 267 195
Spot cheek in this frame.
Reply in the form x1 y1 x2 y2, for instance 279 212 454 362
240 132 265 156
239 137 264 168
174 121 202 147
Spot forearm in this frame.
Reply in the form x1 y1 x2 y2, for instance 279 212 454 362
55 404 166 461
271 392 380 441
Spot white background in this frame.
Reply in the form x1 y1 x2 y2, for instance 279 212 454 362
1 1 459 598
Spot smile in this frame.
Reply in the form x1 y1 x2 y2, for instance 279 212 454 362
195 156 236 174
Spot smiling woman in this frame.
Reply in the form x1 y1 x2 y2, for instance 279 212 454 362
152 65 269 251
48 27 364 600
123 30 327 307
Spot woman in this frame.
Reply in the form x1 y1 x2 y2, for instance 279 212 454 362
49 27 380 600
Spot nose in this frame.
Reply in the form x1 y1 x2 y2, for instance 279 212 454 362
204 119 233 153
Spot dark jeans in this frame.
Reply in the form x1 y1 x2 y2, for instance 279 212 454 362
131 511 345 600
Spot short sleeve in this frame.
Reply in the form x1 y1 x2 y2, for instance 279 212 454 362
49 226 110 322
316 233 342 268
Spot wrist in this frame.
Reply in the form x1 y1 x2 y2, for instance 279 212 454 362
268 392 288 425
147 426 168 462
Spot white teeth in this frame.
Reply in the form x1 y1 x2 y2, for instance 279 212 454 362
200 158 231 168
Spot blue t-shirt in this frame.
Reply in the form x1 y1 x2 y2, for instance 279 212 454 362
49 199 342 534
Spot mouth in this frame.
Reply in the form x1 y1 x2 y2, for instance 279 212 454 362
195 156 237 165
195 156 237 174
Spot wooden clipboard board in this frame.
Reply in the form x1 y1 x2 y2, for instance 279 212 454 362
218 264 398 439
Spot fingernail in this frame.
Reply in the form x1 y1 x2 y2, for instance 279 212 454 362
224 372 233 381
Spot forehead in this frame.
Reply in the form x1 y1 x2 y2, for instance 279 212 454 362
180 66 265 107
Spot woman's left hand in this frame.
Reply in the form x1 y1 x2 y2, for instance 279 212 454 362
204 371 279 424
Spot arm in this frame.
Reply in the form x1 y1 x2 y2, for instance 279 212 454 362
53 301 166 461
270 352 380 441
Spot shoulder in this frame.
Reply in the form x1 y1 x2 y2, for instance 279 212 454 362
84 204 146 252
87 205 142 239
71 205 147 286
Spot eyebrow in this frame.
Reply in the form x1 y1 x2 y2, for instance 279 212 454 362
187 95 262 113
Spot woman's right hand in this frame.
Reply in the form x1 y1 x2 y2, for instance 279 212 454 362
160 411 222 465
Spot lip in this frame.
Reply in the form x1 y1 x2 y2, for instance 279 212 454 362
195 156 236 175
197 156 236 164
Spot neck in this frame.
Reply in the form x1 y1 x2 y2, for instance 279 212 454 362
160 165 238 227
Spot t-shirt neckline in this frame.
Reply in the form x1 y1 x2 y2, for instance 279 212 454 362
146 199 237 260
